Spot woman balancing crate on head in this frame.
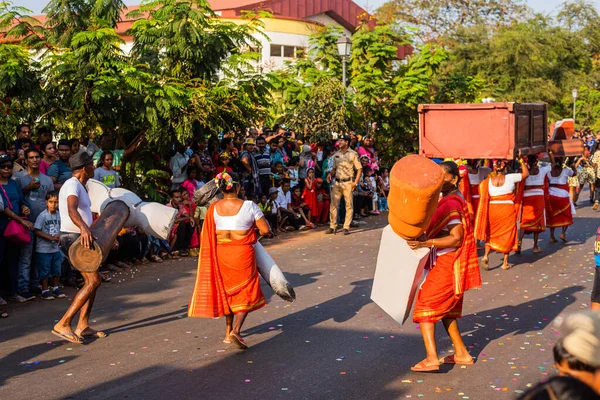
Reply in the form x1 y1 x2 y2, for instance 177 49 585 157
407 161 482 372
518 155 552 254
546 151 576 243
188 172 272 349
475 154 529 271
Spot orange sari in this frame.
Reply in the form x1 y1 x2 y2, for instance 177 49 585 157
413 194 482 323
547 184 573 228
188 203 266 318
521 178 552 233
474 177 523 253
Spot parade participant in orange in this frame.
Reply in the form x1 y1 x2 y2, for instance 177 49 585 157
407 162 482 372
461 160 491 222
188 172 272 349
518 155 551 254
547 151 576 243
475 155 529 271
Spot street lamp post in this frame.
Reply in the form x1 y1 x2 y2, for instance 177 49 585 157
337 35 352 102
572 88 578 125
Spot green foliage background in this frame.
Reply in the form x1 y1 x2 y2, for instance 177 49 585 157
2 0 600 171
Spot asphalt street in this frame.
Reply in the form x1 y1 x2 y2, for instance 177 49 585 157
0 199 598 400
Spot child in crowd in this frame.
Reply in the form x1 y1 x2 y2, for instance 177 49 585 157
366 167 380 215
94 150 120 188
314 178 330 225
216 152 233 174
288 157 299 188
181 166 204 200
302 168 319 223
259 191 279 235
291 186 314 229
378 168 389 211
34 192 65 300
180 189 199 256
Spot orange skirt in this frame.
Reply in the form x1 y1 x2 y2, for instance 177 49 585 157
216 242 266 314
547 196 573 228
521 195 545 233
487 202 517 253
413 252 464 323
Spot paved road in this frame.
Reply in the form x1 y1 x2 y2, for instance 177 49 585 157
0 201 597 400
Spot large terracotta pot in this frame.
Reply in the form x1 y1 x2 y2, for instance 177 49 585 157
388 155 444 240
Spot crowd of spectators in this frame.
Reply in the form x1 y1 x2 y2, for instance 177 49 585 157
0 123 390 316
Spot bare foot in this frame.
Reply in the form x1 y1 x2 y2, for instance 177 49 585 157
501 264 512 270
549 237 557 244
532 247 542 254
482 256 489 271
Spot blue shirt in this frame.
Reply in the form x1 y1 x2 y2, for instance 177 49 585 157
0 179 30 232
47 159 72 184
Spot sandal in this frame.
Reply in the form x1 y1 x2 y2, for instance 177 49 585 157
75 328 107 339
52 329 84 344
1 311 8 318
440 355 474 365
150 255 163 263
229 333 248 350
560 235 568 243
410 360 440 372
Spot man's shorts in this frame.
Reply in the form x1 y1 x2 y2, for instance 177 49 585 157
592 268 600 304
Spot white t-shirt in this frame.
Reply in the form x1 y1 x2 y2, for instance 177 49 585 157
213 201 264 230
59 177 93 233
488 173 522 197
276 187 292 209
524 166 551 197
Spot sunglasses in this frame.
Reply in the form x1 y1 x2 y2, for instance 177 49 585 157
0 164 13 169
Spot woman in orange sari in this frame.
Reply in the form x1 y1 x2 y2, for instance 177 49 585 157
188 172 272 349
475 157 529 270
547 151 576 243
518 155 551 254
408 162 482 372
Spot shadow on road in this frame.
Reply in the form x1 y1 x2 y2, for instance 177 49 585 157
462 286 584 360
0 342 77 386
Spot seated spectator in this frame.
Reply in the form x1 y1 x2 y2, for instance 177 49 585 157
166 189 192 257
276 180 303 231
291 186 314 229
259 190 279 235
34 192 65 300
93 151 120 188
315 178 330 225
216 152 233 174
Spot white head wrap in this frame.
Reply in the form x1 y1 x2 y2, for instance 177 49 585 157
555 311 600 367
